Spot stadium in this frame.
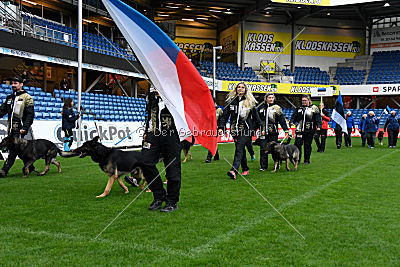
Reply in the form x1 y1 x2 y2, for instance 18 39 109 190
0 0 399 265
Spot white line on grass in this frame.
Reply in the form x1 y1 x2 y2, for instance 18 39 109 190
0 225 185 256
187 149 398 257
224 157 306 240
94 157 177 240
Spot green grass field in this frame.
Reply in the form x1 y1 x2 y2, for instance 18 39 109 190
0 137 399 265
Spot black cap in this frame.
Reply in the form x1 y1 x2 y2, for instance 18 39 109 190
9 76 23 83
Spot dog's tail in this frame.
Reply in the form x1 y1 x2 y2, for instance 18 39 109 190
57 149 78 158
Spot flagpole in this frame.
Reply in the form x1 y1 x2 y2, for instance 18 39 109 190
77 0 83 146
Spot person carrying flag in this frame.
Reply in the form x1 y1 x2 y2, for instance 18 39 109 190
384 110 400 148
218 82 257 179
290 95 321 165
255 93 290 171
331 91 348 150
140 87 182 212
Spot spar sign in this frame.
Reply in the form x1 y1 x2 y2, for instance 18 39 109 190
244 31 291 54
295 34 365 57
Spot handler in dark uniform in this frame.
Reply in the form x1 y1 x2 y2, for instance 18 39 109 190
290 95 321 164
0 77 35 177
141 87 181 212
255 93 290 171
218 82 257 179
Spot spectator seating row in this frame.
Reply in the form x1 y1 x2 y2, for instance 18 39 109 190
283 67 330 85
367 50 400 84
335 67 366 85
199 61 260 82
23 15 135 61
0 84 146 122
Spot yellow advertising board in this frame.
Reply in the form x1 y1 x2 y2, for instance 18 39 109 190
260 62 276 74
244 31 291 54
174 37 216 54
221 80 339 95
295 34 365 58
220 24 239 53
271 0 330 6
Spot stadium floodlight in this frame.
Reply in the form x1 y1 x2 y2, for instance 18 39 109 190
213 46 223 98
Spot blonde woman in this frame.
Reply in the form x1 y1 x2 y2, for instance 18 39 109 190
218 82 258 179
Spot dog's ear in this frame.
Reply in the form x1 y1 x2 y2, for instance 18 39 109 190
92 136 100 143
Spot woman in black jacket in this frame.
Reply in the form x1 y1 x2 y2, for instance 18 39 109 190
61 98 80 151
218 82 258 179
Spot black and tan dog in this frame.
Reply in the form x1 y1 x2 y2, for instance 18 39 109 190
181 136 195 163
0 136 76 177
264 141 300 173
73 136 144 198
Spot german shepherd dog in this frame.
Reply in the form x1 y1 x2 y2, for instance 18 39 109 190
0 136 76 177
264 141 300 173
73 136 144 198
181 136 195 163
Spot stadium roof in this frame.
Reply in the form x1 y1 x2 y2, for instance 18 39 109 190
152 0 400 27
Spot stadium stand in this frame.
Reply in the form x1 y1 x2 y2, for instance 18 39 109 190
0 84 146 122
367 50 400 84
282 67 330 85
21 14 135 61
334 67 366 85
199 61 260 82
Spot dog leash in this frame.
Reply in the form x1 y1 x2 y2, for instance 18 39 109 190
280 133 290 144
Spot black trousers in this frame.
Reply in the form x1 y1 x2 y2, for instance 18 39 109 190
140 132 181 204
314 129 327 152
344 129 352 147
206 149 219 161
294 132 313 162
366 132 376 147
245 138 255 157
335 130 343 148
360 131 366 147
231 134 251 173
388 129 399 147
259 134 278 170
2 132 35 173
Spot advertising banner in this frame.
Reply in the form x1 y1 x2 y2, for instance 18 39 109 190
371 26 400 50
222 81 339 95
0 120 144 150
295 34 365 58
174 37 216 54
340 84 400 96
244 31 291 54
220 24 239 53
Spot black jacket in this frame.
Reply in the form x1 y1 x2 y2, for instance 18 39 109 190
255 103 289 136
62 108 79 131
0 90 34 134
290 105 322 134
218 96 257 136
144 91 176 134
